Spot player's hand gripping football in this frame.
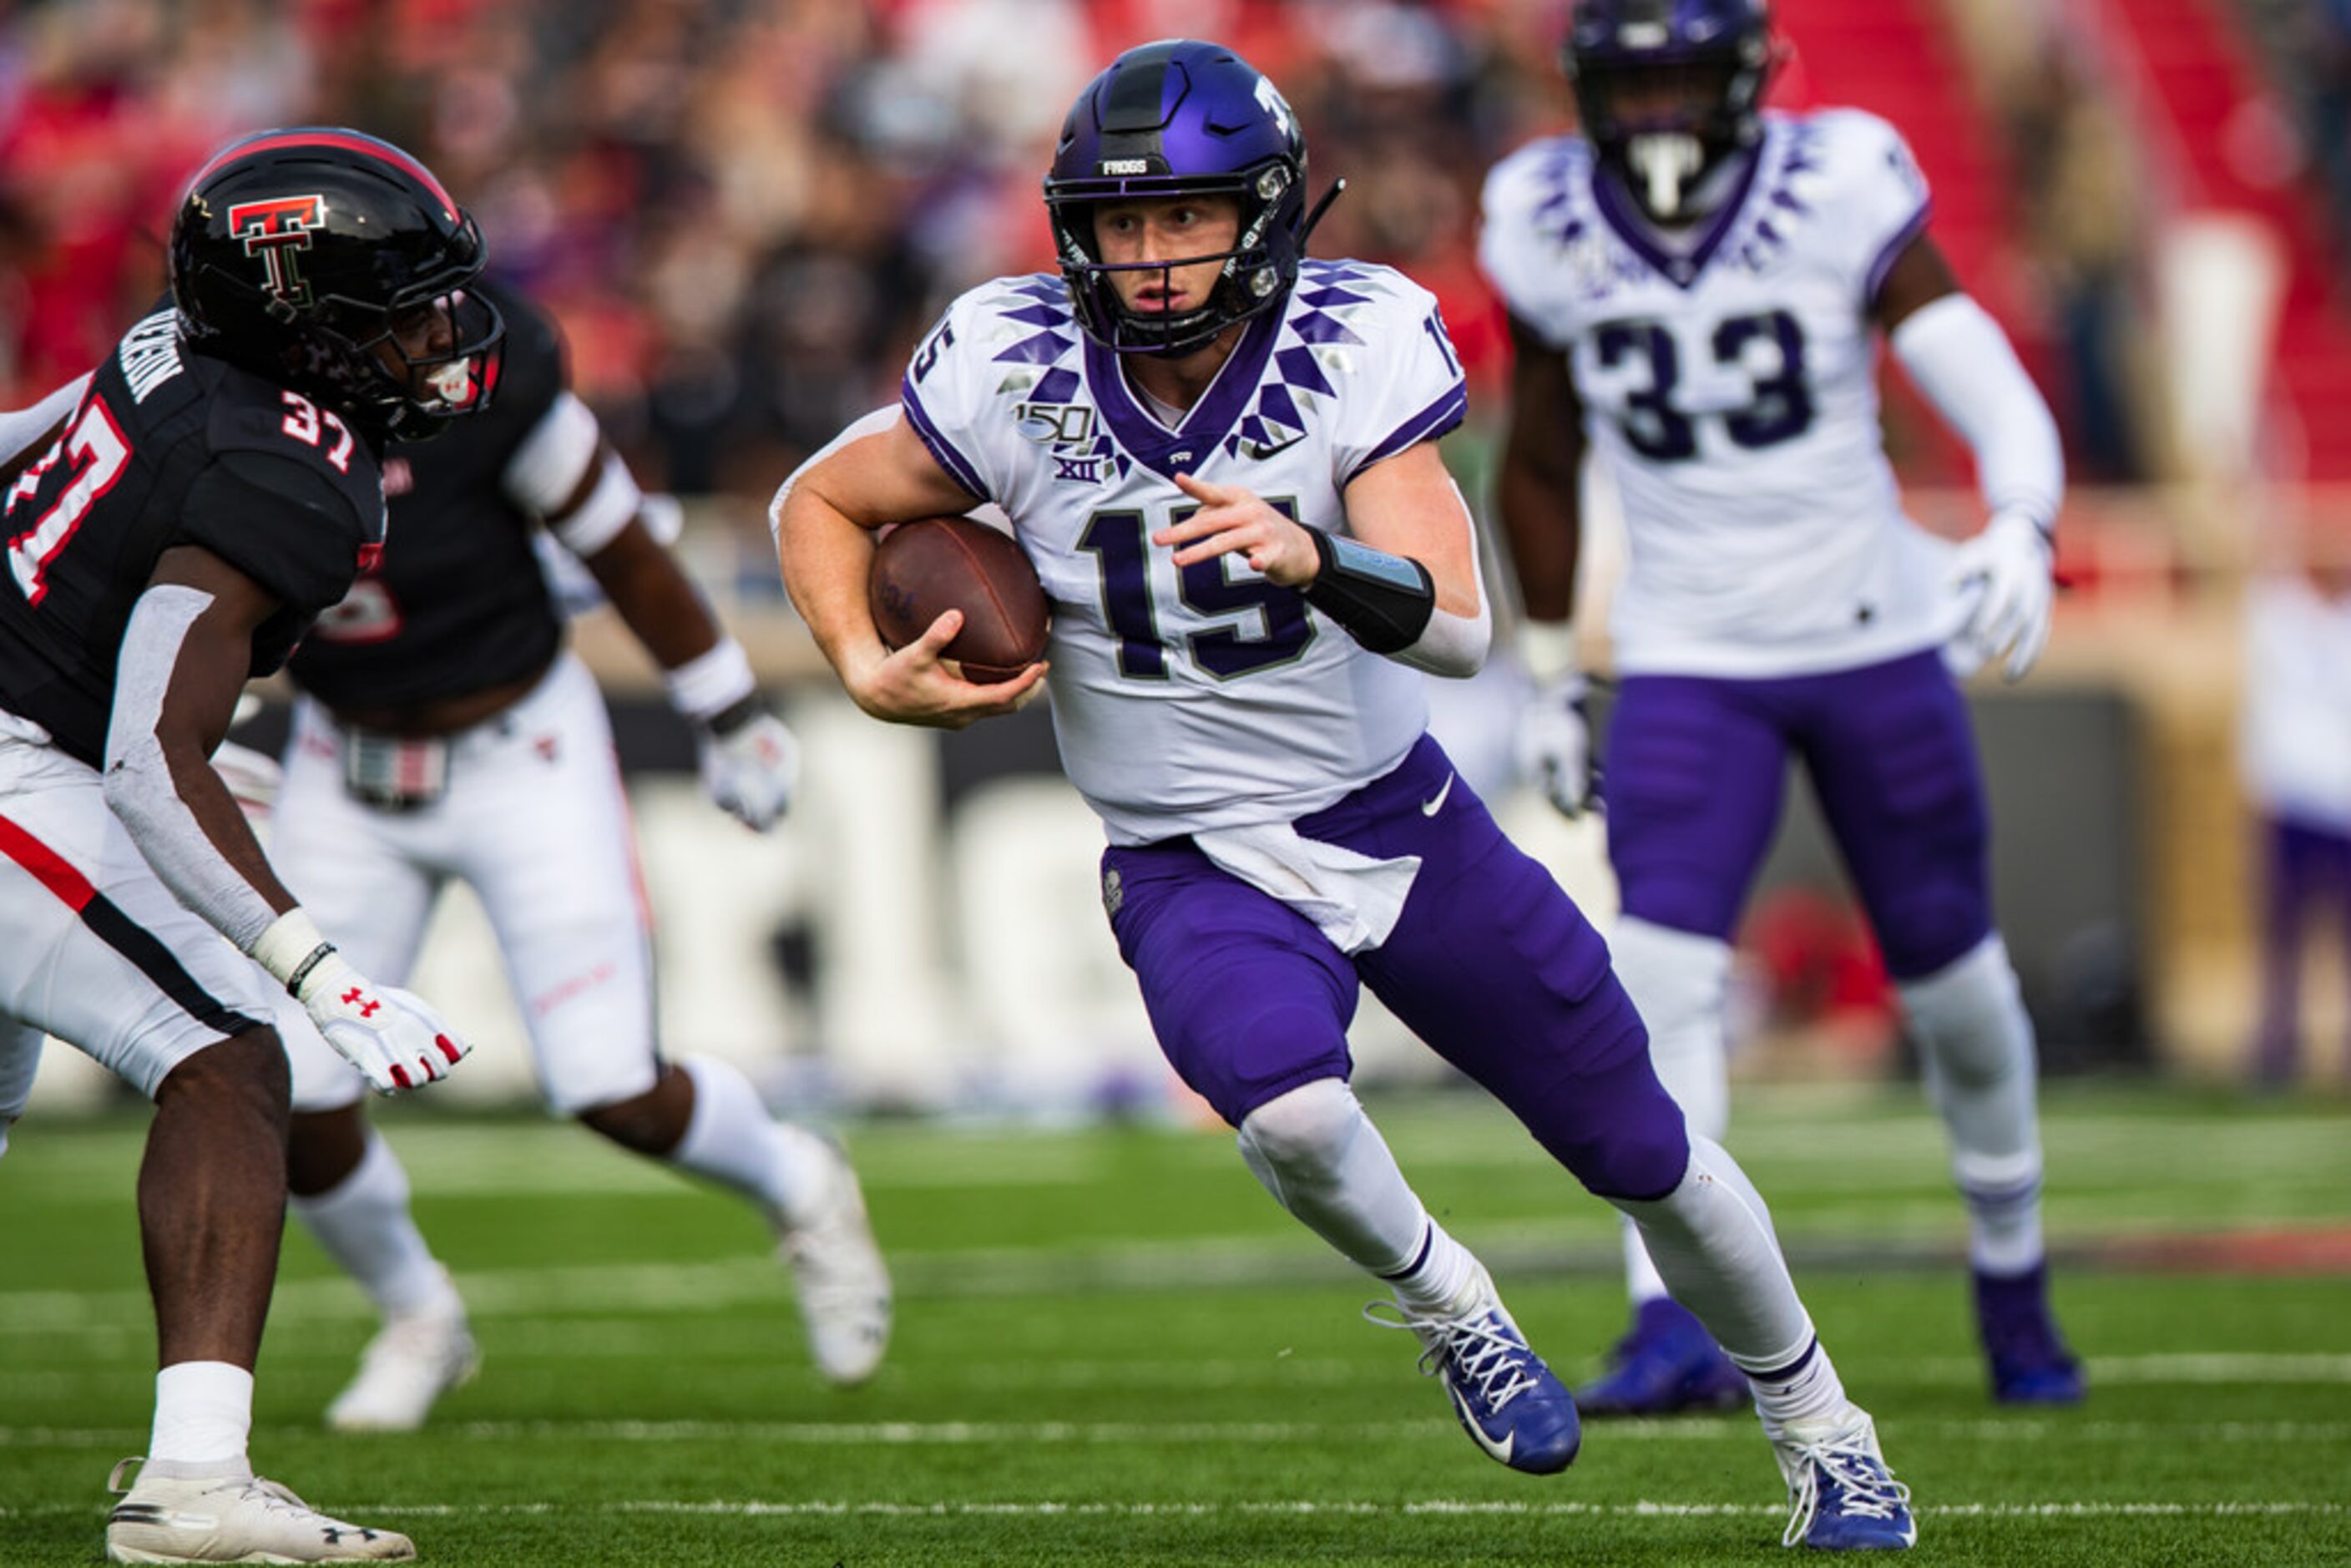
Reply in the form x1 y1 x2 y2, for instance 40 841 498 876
854 608 1047 731
699 701 801 831
1518 672 1602 818
1158 473 1319 583
1946 509 2054 682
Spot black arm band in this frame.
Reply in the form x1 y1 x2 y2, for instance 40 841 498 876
1300 528 1436 655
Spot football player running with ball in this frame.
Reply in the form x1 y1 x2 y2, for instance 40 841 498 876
263 273 890 1433
0 129 490 1564
1482 0 2081 1419
778 38 1915 1550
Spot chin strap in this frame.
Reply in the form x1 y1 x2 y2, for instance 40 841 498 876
1297 178 1347 254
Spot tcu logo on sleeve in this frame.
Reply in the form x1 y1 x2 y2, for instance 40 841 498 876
228 195 327 311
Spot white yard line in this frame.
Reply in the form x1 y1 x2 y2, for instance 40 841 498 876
5 1417 2349 1449
1 1496 2343 1520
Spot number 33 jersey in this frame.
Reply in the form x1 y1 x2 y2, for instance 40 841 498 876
1481 109 1954 680
900 262 1467 845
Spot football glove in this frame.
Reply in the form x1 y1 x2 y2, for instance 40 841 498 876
1517 672 1601 819
253 910 468 1095
1947 510 2054 682
699 701 800 832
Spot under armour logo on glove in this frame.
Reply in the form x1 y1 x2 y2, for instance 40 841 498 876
294 948 469 1095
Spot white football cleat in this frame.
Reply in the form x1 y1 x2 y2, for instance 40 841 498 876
325 1289 479 1433
105 1458 415 1562
776 1141 892 1385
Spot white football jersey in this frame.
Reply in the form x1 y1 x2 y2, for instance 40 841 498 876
900 262 1468 844
1480 109 1959 679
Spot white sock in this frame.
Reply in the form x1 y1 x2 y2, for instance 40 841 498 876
1610 918 1733 1307
1899 936 2048 1275
1746 1338 1851 1438
1612 1136 1813 1367
149 1361 252 1468
290 1129 458 1319
670 1055 836 1229
1236 1079 1483 1317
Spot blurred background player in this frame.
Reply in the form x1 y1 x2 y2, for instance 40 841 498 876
2239 558 2351 1087
777 39 1915 1550
1481 0 2083 1414
266 271 891 1433
0 127 489 1564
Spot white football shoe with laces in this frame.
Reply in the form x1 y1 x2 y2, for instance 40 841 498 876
105 1458 414 1563
776 1141 892 1385
325 1287 479 1433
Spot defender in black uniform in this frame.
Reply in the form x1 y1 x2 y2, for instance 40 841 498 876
0 128 496 1565
263 277 888 1434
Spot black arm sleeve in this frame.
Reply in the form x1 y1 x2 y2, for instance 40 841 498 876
1300 527 1436 655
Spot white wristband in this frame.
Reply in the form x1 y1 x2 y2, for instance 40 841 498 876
1518 620 1580 682
250 908 336 998
663 636 758 723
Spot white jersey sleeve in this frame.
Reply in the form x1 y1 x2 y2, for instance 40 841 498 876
1322 269 1470 484
1477 135 1596 349
1809 109 1934 307
895 279 1041 508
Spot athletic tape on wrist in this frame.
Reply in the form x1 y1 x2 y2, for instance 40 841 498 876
664 637 759 723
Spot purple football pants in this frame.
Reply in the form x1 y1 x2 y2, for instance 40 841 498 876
1606 648 1995 982
1103 735 1691 1202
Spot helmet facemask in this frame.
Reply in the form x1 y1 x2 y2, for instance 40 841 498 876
1047 157 1302 357
1566 6 1774 224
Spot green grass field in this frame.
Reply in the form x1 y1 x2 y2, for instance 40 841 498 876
3 1082 2348 1565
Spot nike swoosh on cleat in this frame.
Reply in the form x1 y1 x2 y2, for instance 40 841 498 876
1449 1384 1514 1465
1421 775 1454 817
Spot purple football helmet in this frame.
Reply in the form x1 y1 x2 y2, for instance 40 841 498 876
1044 39 1325 357
1565 0 1775 221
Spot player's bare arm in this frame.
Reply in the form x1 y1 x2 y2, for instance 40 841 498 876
1868 232 1961 335
574 460 726 667
1497 311 1589 625
776 412 1046 728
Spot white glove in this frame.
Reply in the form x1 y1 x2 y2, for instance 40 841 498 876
253 911 469 1095
1946 510 2054 681
699 706 800 832
1516 672 1600 818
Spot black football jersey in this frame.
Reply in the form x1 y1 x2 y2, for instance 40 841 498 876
287 278 571 711
0 306 386 769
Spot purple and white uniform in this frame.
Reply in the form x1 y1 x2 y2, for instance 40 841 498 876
901 264 1686 1197
1479 109 1991 978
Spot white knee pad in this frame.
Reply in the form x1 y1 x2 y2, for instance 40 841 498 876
1237 1078 1362 1177
1899 934 2034 1090
1237 1078 1426 1275
1610 917 1732 1141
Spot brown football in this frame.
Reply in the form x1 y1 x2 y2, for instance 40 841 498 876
867 515 1049 683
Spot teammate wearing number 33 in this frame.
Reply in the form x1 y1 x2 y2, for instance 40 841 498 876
780 37 1915 1550
1480 0 2081 1423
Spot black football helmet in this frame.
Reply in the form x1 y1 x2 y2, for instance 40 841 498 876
169 128 503 440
